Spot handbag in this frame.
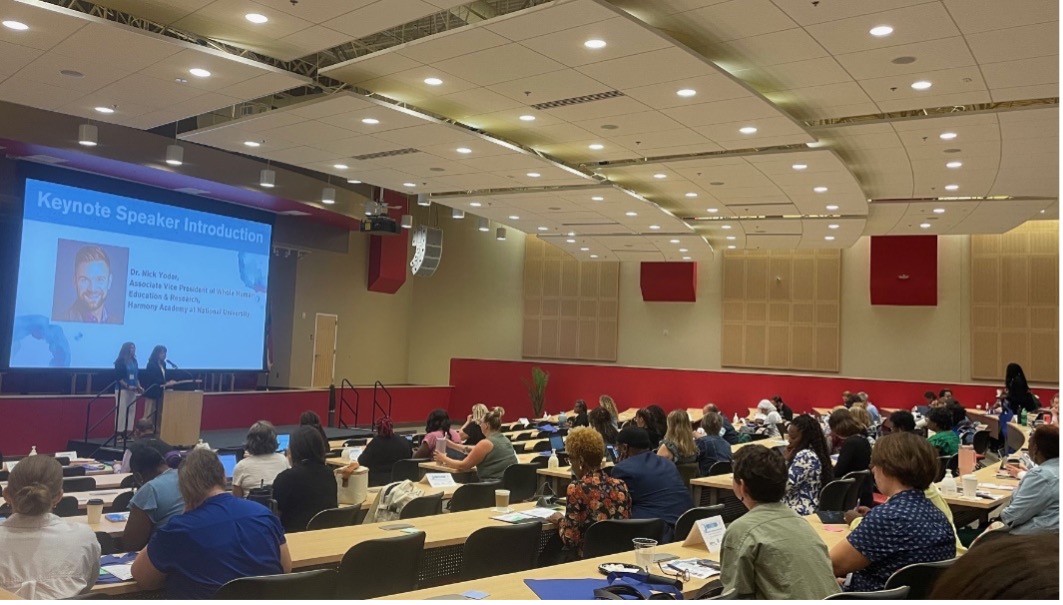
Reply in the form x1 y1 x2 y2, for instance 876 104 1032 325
593 571 684 600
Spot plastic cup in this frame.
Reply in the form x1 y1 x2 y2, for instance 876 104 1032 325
435 438 447 455
86 499 104 524
633 538 657 572
494 489 510 511
962 474 978 498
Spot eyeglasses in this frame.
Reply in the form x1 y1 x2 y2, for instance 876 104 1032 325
656 561 690 583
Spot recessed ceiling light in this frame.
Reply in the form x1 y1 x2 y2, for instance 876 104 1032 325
933 208 946 214
679 248 688 252
649 225 661 230
945 184 959 191
174 78 187 84
707 208 719 213
509 215 520 220
424 77 443 86
726 236 736 241
347 179 361 184
920 223 932 229
869 25 894 37
588 143 604 150
60 70 84 78
580 247 590 251
94 106 115 114
244 141 261 147
739 126 758 134
526 172 540 178
566 238 576 243
590 254 599 259
946 161 963 168
568 232 576 237
584 39 607 49
361 118 379 125
939 132 957 140
653 173 667 179
538 226 548 231
911 80 932 90
625 211 638 217
456 147 472 154
2 20 28 31
685 192 698 198
403 182 416 188
727 245 736 250
828 224 839 229
245 13 268 24
682 256 691 260
333 164 348 170
670 239 680 244
676 89 697 97
469 202 482 207
814 186 828 193
721 224 732 230
826 204 839 211
792 163 808 171
189 68 211 78
592 196 604 201
519 114 536 121
825 235 836 241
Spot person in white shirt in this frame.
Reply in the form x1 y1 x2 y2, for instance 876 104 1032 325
0 455 100 599
232 420 290 498
755 399 782 438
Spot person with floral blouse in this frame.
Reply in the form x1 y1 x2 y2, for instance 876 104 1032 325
548 427 630 559
784 415 834 515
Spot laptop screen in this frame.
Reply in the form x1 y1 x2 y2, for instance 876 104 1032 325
218 454 238 480
276 434 290 452
549 434 565 452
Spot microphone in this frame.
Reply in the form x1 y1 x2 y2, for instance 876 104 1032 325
166 360 179 369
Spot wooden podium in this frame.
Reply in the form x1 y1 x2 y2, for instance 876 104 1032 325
159 390 203 447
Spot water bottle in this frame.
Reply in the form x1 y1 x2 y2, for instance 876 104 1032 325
548 451 559 469
558 411 567 426
29 445 37 456
941 471 957 496
732 413 740 426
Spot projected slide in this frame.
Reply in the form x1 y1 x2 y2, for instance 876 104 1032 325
8 178 271 370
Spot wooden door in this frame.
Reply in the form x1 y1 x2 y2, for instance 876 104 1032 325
311 313 338 388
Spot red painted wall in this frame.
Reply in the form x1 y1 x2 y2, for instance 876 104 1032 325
870 235 938 306
640 262 698 302
367 190 409 294
448 358 1055 421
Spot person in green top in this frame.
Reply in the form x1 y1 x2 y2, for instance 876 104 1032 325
720 445 841 600
433 406 517 482
926 407 960 457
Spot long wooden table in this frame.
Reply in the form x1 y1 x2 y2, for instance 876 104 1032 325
2 472 130 492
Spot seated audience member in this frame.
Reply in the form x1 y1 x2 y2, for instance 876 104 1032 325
413 409 462 459
783 415 833 515
567 400 590 428
599 395 620 428
298 410 329 448
433 407 518 482
720 445 840 599
118 418 156 473
657 409 698 465
611 426 693 541
1000 424 1059 535
588 406 619 447
929 533 1059 600
857 392 881 424
0 456 100 599
358 416 414 487
696 412 733 475
829 410 873 506
232 420 289 498
771 395 794 422
848 405 877 440
753 399 782 438
633 408 663 447
829 432 956 592
947 401 976 444
124 438 183 551
458 404 488 445
915 390 936 415
546 427 631 559
926 407 959 456
131 449 290 599
938 388 955 406
704 404 741 444
882 410 916 434
272 426 338 532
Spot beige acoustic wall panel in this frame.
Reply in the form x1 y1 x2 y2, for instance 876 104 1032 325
523 237 619 362
971 221 1059 383
722 249 842 372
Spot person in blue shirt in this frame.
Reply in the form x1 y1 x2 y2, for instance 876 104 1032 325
696 411 732 475
704 404 741 445
1000 424 1059 535
610 426 693 542
123 438 182 551
131 448 291 599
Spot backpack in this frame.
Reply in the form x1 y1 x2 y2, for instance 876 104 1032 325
364 480 425 523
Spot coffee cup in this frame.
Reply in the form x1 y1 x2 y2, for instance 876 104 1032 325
86 498 104 524
962 474 978 498
494 489 511 511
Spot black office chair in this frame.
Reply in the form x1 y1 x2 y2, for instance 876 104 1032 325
62 465 87 477
972 429 991 455
841 470 870 510
392 458 429 482
582 518 665 559
399 492 444 519
119 475 137 489
306 506 361 531
825 586 910 599
335 532 425 599
676 462 699 485
935 455 958 483
528 455 550 469
968 527 1013 550
673 505 725 544
556 452 570 467
108 490 134 513
514 432 534 442
95 531 120 556
55 456 71 466
449 481 501 512
215 569 338 600
817 478 856 512
461 522 543 581
503 463 539 503
884 558 957 599
53 496 79 517
531 440 553 452
62 477 96 493
512 442 528 453
706 461 732 476
0 470 7 482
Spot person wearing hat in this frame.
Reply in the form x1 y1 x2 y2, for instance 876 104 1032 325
610 426 693 542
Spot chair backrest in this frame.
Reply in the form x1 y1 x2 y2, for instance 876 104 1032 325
582 518 665 559
971 429 992 455
461 522 543 581
1005 425 1026 454
450 481 502 512
884 558 958 599
709 588 737 600
399 492 444 520
55 456 71 466
511 442 527 453
674 505 725 543
62 465 87 477
335 532 426 599
676 462 699 486
817 478 856 512
935 456 956 483
119 475 137 489
969 527 1014 550
825 586 910 599
215 569 338 600
62 476 96 493
706 461 732 476
392 458 429 483
841 470 870 510
306 506 361 531
95 531 120 556
503 463 539 503
514 432 534 442
531 440 552 452
108 490 134 513
53 496 79 517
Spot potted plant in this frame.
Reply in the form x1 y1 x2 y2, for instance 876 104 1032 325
523 367 549 418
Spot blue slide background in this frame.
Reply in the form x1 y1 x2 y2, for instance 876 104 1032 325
9 179 271 370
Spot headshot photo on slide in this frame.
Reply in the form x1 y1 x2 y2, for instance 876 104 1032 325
51 239 128 325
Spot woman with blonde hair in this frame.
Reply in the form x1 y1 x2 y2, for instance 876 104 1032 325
458 403 490 445
599 395 620 428
0 456 100 598
658 409 698 464
434 406 518 481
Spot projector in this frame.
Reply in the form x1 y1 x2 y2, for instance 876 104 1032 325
361 215 400 235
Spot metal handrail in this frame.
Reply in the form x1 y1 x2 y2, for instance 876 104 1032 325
372 381 393 429
83 380 119 441
338 379 360 429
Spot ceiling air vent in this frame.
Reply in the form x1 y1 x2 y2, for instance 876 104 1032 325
531 90 625 110
352 148 420 160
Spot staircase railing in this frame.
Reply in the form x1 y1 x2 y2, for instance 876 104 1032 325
83 380 119 442
337 379 360 429
372 381 393 429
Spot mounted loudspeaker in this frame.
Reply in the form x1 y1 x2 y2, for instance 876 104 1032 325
411 225 443 276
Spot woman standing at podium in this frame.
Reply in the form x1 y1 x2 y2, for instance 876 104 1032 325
142 346 176 425
114 342 142 437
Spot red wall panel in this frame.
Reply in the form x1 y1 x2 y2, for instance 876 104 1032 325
367 189 409 294
870 235 938 306
640 262 697 302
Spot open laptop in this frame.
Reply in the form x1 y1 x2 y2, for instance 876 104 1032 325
218 453 238 487
549 434 566 453
276 434 290 453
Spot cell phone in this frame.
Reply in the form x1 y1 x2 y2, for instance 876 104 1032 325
696 559 721 570
653 553 679 563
